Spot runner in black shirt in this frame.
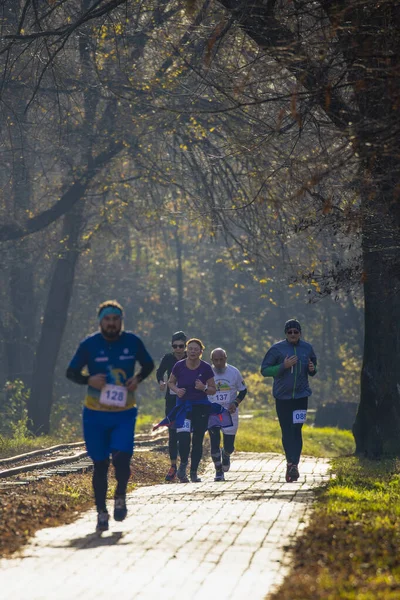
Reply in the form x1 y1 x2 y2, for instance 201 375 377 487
156 331 187 481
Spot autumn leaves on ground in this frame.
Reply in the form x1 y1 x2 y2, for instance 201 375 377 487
2 425 400 599
0 452 170 558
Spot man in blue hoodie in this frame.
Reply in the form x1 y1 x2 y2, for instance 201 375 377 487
260 319 317 482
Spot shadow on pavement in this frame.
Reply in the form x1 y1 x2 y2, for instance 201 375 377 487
55 531 128 550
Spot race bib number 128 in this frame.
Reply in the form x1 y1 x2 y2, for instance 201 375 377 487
100 384 128 407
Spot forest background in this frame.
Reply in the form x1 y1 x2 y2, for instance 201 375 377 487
1 0 392 448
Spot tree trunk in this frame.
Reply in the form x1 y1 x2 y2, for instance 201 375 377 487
6 253 36 385
4 95 36 386
353 166 400 456
174 229 185 330
28 201 85 434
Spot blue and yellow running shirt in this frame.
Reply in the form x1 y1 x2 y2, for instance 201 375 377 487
68 331 154 412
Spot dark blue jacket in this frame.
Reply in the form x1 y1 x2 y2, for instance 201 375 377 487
260 339 317 400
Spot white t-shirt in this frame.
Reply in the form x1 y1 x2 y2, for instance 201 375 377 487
210 364 246 435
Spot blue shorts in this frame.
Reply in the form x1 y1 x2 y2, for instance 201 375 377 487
83 406 138 461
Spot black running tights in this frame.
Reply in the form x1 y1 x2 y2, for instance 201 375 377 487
177 405 209 472
92 450 131 512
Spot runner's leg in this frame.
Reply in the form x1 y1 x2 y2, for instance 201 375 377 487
165 397 178 481
83 407 112 527
112 450 132 496
222 433 235 472
190 405 209 475
92 458 110 512
177 417 191 482
209 426 222 468
110 408 137 519
223 433 235 455
275 399 294 463
291 397 308 465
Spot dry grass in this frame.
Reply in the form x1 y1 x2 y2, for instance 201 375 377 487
0 451 170 557
269 456 400 600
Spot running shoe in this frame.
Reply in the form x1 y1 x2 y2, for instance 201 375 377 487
222 450 231 473
96 511 109 532
113 496 128 521
214 469 225 482
177 462 189 483
285 463 299 482
190 471 201 483
289 464 300 481
165 465 177 482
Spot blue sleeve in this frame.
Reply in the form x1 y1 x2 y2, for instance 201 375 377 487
68 340 89 371
260 347 284 377
136 337 154 367
309 345 317 376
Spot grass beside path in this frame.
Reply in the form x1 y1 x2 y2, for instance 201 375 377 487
270 456 400 600
236 413 355 456
0 414 153 459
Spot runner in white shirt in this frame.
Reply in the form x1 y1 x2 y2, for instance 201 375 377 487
208 348 247 481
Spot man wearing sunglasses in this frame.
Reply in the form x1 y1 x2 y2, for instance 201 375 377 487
260 319 317 483
156 331 187 481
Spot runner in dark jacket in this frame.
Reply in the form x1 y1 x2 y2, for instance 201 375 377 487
260 319 317 483
156 331 187 481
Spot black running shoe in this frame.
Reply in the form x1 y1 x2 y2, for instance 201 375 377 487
222 450 231 473
285 463 299 482
96 511 109 532
177 462 189 483
190 471 201 483
214 469 225 482
165 465 177 482
113 496 127 521
289 464 299 481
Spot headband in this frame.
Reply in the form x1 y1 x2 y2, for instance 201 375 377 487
98 306 123 321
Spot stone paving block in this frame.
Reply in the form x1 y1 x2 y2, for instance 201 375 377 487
0 452 330 600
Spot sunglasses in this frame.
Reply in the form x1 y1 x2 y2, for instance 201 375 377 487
287 330 300 335
172 343 185 349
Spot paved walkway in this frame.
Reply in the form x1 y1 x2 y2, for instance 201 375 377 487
0 453 330 600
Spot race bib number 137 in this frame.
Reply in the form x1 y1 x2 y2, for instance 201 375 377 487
100 384 128 407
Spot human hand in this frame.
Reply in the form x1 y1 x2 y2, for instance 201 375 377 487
176 387 186 398
159 380 166 391
284 355 298 369
228 402 237 414
308 359 315 372
125 376 139 392
88 374 106 390
195 379 206 391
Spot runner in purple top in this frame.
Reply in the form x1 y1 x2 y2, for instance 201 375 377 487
171 359 214 402
168 338 216 483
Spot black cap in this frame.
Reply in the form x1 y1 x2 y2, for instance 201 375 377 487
284 319 301 333
171 331 187 343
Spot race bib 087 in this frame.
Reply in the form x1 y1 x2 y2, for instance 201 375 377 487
293 409 307 424
100 384 128 407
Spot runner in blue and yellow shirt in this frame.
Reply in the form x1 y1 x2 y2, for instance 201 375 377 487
66 300 154 532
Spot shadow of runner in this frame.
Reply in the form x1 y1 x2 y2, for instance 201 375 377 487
58 531 127 549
